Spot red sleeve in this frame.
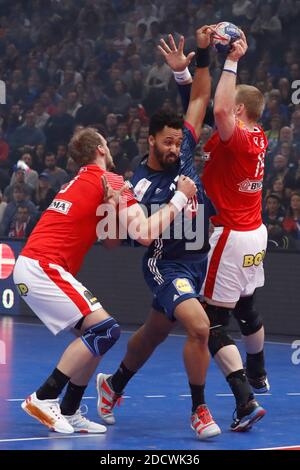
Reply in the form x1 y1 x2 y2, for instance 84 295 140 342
105 172 137 208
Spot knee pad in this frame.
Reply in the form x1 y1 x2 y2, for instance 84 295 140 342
81 317 121 356
204 304 235 357
233 295 263 336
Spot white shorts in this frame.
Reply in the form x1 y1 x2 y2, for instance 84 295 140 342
13 255 102 335
201 224 267 303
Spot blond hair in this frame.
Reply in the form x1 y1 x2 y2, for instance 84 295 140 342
68 127 103 167
236 85 265 122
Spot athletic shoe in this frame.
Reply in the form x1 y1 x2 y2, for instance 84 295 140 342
64 405 107 433
191 404 221 439
21 392 74 433
96 373 122 425
231 399 266 432
247 373 270 394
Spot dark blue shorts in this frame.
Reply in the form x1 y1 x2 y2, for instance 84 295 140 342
142 256 208 321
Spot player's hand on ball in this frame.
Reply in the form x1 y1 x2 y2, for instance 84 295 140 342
102 175 129 208
196 25 216 49
177 175 197 199
227 29 248 62
158 34 195 72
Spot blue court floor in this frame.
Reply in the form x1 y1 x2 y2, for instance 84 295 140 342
0 317 299 450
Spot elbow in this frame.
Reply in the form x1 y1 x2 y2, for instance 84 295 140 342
214 106 229 118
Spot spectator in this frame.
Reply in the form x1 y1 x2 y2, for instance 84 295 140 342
32 101 50 129
10 153 39 191
56 144 68 170
8 110 46 154
265 114 282 153
251 4 282 37
108 139 130 175
105 113 118 138
265 177 290 208
4 167 34 203
7 205 36 239
267 154 295 194
110 80 132 116
283 191 300 247
116 122 138 160
43 153 69 193
66 91 82 119
33 172 56 213
65 157 79 180
32 143 47 174
0 184 37 236
75 93 105 127
44 100 74 152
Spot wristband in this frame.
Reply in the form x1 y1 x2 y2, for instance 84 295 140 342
195 47 210 68
170 190 188 212
223 59 238 75
173 68 192 84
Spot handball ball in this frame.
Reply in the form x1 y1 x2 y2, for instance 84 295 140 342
211 22 241 54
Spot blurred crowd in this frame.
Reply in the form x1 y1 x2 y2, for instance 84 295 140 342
0 0 299 249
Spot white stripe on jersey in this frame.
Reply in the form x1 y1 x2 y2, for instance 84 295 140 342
148 258 164 285
153 238 163 260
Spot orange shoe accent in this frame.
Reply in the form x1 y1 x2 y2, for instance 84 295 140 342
24 402 55 429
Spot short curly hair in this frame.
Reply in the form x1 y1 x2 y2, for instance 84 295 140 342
68 127 103 167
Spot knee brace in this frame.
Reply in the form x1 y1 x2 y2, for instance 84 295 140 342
205 304 235 357
233 295 263 336
81 317 121 356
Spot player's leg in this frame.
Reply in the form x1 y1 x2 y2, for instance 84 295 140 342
233 293 269 393
201 228 266 430
97 308 174 424
56 307 120 433
174 298 221 439
14 257 118 433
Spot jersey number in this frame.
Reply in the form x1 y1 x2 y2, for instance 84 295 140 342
254 152 265 178
59 175 80 194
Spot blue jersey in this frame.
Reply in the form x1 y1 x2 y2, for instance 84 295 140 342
131 123 214 261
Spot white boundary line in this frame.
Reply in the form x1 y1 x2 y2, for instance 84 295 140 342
0 435 103 444
145 395 166 398
6 392 297 402
254 444 300 450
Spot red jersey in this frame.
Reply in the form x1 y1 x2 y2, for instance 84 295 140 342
22 165 136 275
202 121 268 231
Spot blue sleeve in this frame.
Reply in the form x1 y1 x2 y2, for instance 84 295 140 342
177 83 191 114
180 125 198 176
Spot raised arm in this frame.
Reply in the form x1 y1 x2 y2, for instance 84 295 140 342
185 26 212 140
158 27 213 139
213 30 248 142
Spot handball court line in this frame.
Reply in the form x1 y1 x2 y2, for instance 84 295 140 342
254 445 300 450
0 435 104 444
9 392 300 402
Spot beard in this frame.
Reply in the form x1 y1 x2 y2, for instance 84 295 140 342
153 143 178 170
105 151 115 171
